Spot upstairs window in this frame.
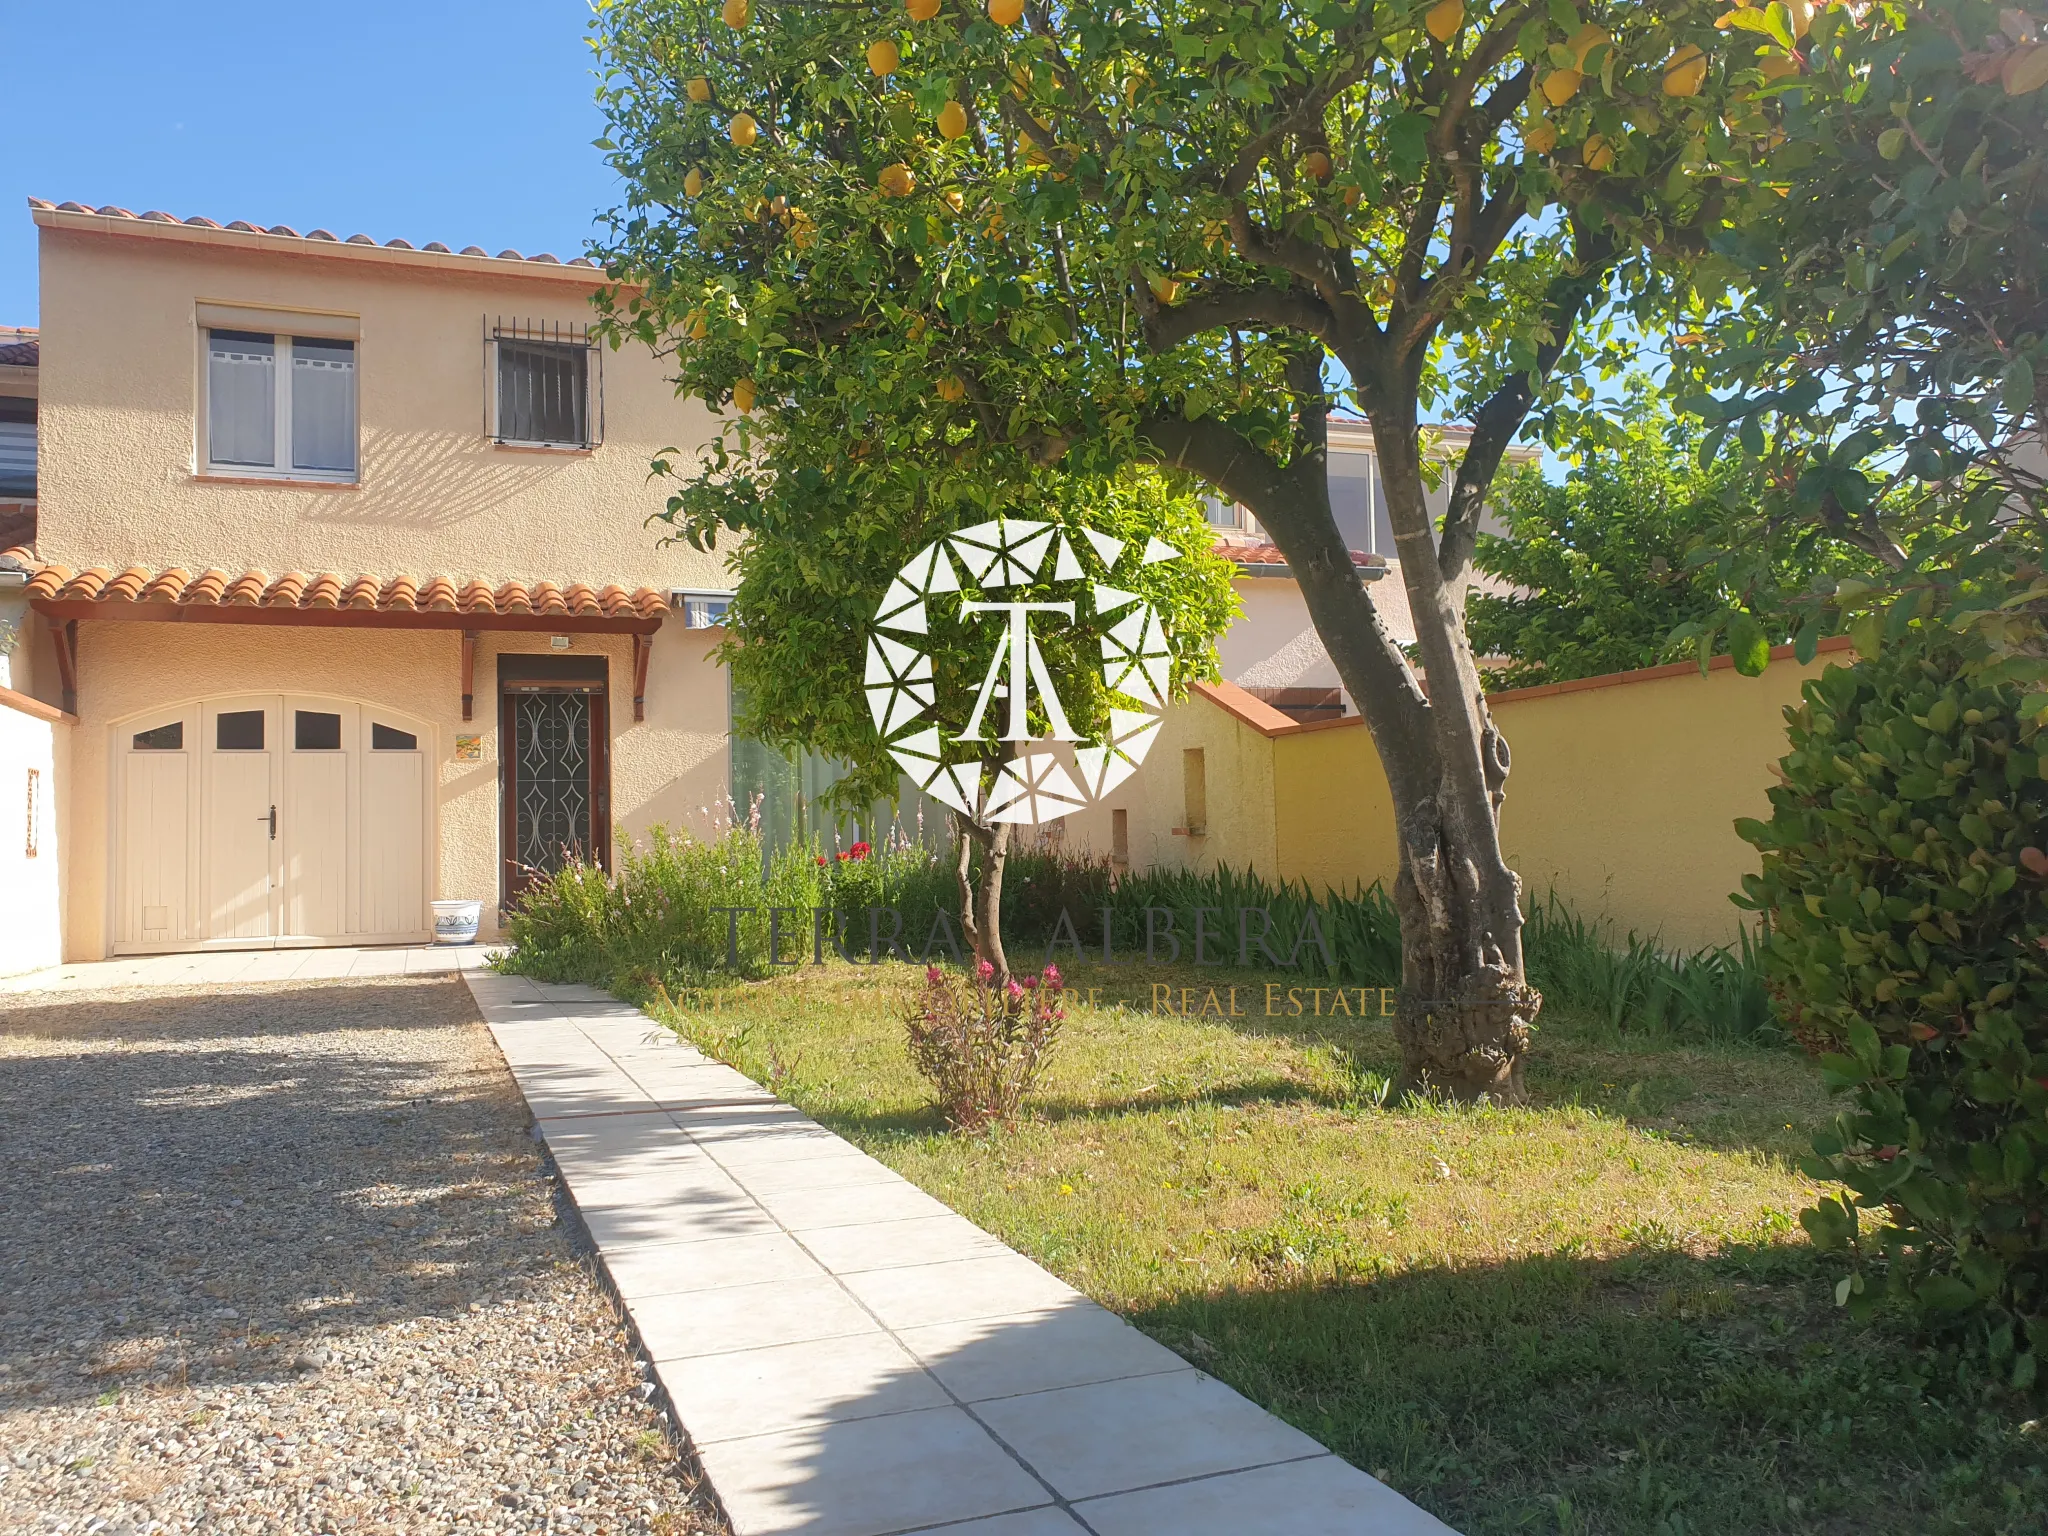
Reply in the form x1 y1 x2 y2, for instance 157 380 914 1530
205 330 356 481
490 319 601 449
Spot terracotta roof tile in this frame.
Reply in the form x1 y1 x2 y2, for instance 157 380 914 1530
27 198 604 271
1 547 671 626
1216 538 1385 570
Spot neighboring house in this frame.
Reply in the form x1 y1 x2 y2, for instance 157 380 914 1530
4 198 732 964
1204 416 1539 720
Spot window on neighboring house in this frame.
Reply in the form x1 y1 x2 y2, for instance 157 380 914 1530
491 320 601 449
205 330 357 480
1202 496 1239 530
0 397 35 499
674 590 733 629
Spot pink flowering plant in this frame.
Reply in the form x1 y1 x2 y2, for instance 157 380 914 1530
905 961 1065 1134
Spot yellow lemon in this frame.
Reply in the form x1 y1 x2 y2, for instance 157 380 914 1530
721 0 750 28
1302 150 1333 181
938 100 969 139
1582 133 1615 170
906 0 941 17
867 39 900 76
731 378 757 413
1343 184 1362 208
1663 45 1707 97
907 314 927 340
1524 116 1559 154
685 309 708 340
985 209 1005 235
686 76 712 103
936 375 966 402
728 112 758 147
1784 0 1812 37
1758 53 1800 81
1568 24 1610 69
988 0 1024 25
1425 0 1464 44
683 166 704 198
1150 275 1180 304
1541 68 1583 106
878 162 916 196
943 187 965 212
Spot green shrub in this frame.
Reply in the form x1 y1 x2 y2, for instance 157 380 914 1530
1738 591 2048 1381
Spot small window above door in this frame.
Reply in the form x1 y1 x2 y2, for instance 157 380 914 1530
294 710 343 751
370 722 418 751
215 710 266 751
132 721 184 751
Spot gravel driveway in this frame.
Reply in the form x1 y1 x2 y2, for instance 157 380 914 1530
0 974 725 1536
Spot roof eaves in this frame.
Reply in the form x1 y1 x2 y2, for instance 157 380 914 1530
28 199 614 286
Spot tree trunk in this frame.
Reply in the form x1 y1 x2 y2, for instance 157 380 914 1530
1138 373 1541 1103
954 814 1012 984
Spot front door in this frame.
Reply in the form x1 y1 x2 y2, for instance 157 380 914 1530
501 677 609 900
202 699 282 942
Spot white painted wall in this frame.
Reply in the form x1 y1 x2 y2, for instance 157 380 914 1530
0 693 66 977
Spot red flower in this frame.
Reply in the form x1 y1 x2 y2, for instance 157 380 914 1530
815 855 827 866
848 841 872 861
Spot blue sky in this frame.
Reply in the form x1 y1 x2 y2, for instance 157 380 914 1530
3 1 618 325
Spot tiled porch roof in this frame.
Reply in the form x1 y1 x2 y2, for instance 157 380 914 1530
1216 538 1385 571
6 549 669 621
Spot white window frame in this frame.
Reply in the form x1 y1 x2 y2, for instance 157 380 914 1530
200 329 358 484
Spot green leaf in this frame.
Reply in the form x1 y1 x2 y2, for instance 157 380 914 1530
2002 358 2037 414
1385 113 1430 178
1850 611 1883 659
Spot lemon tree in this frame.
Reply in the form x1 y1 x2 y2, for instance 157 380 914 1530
590 0 1749 1099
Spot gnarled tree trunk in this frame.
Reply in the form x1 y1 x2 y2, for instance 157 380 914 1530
1144 358 1543 1103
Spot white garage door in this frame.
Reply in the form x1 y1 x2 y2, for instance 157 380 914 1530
114 695 430 953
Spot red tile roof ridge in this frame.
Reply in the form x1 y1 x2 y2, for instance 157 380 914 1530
28 197 606 274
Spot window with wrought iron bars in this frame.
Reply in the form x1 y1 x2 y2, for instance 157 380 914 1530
487 318 604 449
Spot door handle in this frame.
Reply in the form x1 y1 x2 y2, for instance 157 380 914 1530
260 805 277 840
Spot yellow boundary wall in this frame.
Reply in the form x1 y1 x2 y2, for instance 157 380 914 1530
1072 637 1852 951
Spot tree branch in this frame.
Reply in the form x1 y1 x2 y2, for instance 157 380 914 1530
1437 219 1620 590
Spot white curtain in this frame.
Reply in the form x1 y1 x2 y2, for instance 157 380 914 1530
291 338 356 473
207 332 275 467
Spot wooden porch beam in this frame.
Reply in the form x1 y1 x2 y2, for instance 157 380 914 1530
632 632 651 723
461 629 479 722
48 617 77 716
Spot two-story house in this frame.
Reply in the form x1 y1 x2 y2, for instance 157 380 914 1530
4 198 732 965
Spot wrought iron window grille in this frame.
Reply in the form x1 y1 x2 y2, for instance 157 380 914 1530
485 316 604 450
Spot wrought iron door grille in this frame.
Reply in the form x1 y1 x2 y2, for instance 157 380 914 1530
513 692 591 873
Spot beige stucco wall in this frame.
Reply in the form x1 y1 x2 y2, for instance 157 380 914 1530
33 223 727 594
1217 579 1347 694
1061 691 1281 880
62 621 727 960
0 692 67 977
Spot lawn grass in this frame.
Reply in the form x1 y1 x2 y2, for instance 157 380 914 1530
640 959 2048 1535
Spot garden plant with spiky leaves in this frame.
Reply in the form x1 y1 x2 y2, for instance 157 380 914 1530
591 0 1752 1099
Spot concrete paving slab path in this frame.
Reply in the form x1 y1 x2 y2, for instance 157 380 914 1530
467 968 1458 1536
